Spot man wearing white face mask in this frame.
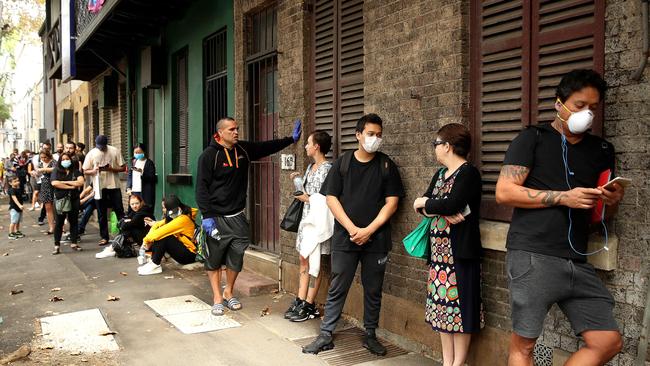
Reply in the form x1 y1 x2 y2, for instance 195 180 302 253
303 113 404 356
496 69 626 366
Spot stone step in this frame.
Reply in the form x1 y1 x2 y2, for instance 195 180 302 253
232 270 278 297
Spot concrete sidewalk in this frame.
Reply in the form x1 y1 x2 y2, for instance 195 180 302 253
0 206 440 365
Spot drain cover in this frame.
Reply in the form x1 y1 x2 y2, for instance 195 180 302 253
293 327 408 366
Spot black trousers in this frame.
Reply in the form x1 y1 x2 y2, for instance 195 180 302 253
150 236 196 266
54 198 80 245
320 250 389 334
96 188 125 240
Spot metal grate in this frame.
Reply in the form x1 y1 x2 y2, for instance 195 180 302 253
533 343 553 366
293 327 408 366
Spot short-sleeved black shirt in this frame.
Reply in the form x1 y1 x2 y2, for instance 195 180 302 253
320 152 405 252
51 168 83 200
8 187 23 212
503 123 615 260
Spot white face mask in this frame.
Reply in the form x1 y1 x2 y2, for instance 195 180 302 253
559 100 594 134
362 135 382 153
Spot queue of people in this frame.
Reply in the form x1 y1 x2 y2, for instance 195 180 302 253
4 68 627 365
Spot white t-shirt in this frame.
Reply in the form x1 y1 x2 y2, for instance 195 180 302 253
131 159 146 192
82 145 125 190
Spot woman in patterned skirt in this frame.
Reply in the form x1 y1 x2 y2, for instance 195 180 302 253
37 150 56 235
413 123 483 366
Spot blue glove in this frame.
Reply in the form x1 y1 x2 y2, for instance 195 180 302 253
292 119 302 143
201 218 217 233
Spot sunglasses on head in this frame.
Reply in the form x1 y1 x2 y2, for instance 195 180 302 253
432 140 447 147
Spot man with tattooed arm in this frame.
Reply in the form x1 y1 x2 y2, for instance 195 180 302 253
495 69 625 366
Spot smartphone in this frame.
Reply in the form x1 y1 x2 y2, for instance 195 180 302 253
601 177 632 190
461 204 471 217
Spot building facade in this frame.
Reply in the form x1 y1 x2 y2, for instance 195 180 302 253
41 0 650 365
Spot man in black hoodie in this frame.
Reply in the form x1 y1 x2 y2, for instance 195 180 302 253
196 117 301 316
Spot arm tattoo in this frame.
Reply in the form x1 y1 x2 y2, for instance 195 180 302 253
500 165 530 182
521 188 566 207
308 276 316 289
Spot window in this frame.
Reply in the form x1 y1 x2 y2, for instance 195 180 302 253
203 28 228 148
172 48 189 174
470 0 604 221
312 0 364 156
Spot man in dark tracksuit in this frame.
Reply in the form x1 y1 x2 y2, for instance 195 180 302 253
303 113 404 356
196 117 301 316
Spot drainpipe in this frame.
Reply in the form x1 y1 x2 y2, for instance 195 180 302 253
631 0 649 81
161 87 166 199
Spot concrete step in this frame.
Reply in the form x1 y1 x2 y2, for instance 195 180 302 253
233 270 278 297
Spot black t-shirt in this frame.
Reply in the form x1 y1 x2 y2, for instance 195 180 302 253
320 152 405 252
51 168 83 200
503 123 615 260
8 187 23 212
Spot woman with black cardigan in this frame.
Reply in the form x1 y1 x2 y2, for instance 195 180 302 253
126 144 156 209
412 123 482 366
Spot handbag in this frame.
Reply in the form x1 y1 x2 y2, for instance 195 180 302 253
55 194 71 214
402 217 432 259
280 198 304 232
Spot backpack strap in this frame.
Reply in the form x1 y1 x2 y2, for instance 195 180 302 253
339 151 354 177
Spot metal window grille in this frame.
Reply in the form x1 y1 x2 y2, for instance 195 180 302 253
173 48 189 174
203 28 228 147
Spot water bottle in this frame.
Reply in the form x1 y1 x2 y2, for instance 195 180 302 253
210 228 221 241
293 176 304 195
137 245 146 265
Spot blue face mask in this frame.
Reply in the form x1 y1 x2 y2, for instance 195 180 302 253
134 153 145 160
61 160 72 169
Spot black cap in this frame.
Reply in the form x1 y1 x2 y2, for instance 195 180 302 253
95 135 108 149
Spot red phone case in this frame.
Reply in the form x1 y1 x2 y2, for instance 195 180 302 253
591 169 611 224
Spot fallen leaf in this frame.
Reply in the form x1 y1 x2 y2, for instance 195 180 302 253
14 283 23 287
119 272 128 276
272 289 280 294
10 290 23 295
81 358 89 362
184 299 192 303
272 294 283 300
108 280 115 283
49 296 64 302
40 344 54 350
106 295 120 302
50 288 61 292
260 307 270 317
2 252 8 256
37 255 43 258
99 330 117 336
164 275 174 279
70 351 81 356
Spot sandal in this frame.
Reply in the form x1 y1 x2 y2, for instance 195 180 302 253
70 244 83 252
98 239 109 246
223 297 242 311
52 246 60 255
45 231 53 235
211 303 225 316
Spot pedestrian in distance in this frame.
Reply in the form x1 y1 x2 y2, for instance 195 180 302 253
412 123 483 366
53 143 64 162
51 152 85 255
196 116 302 316
284 131 333 323
27 151 41 211
82 135 126 246
37 150 56 235
137 195 197 276
302 113 404 356
126 143 156 210
495 69 625 366
7 176 25 239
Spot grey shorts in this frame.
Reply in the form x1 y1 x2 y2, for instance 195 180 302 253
507 250 619 338
204 213 250 272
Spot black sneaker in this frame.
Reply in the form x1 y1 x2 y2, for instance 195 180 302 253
290 301 319 322
37 220 45 226
302 332 334 354
284 297 301 319
362 334 387 356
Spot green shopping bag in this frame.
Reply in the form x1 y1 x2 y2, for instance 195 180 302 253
109 211 119 235
402 217 432 259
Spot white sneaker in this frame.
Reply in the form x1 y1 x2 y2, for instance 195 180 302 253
95 246 116 259
138 261 162 276
35 202 41 209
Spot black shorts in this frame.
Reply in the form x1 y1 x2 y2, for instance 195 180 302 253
204 212 250 272
507 250 619 338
